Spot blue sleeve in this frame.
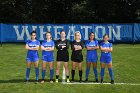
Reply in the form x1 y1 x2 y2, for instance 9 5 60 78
85 40 89 47
41 41 44 46
95 40 99 46
26 40 29 45
52 41 55 47
109 43 112 48
37 40 40 46
100 42 104 47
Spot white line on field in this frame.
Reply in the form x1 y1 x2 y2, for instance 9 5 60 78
62 82 140 85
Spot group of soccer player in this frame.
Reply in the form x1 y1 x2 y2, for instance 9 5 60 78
25 30 114 84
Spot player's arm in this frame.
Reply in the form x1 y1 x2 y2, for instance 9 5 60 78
55 41 62 50
100 46 106 51
25 44 39 50
47 46 54 51
86 46 99 50
71 42 75 51
63 40 69 49
106 47 113 52
32 46 39 50
76 41 84 50
41 45 47 50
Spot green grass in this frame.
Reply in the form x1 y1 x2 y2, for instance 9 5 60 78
0 44 140 93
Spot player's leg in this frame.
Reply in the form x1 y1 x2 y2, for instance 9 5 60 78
78 62 82 82
107 62 114 84
85 62 91 82
25 62 32 82
71 62 76 82
49 62 54 83
55 61 61 82
34 61 39 82
41 61 46 83
92 62 98 82
64 62 70 83
100 62 105 83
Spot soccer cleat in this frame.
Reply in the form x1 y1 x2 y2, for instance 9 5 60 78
84 79 88 82
25 80 29 84
55 79 58 83
50 80 53 83
110 80 114 84
79 80 82 83
66 79 70 83
96 79 99 83
101 79 103 83
41 80 45 84
71 79 74 83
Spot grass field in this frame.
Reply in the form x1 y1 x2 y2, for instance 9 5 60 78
0 44 140 93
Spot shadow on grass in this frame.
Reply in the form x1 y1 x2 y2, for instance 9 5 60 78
0 79 52 83
0 79 100 83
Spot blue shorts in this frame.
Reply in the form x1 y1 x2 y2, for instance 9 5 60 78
26 57 39 62
86 55 98 63
42 55 54 62
100 55 112 64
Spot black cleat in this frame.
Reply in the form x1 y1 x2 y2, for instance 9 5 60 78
85 79 88 82
101 79 103 83
71 79 74 83
96 79 99 83
25 80 29 84
79 80 82 83
110 80 114 84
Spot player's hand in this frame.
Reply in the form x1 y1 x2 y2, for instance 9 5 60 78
62 46 66 48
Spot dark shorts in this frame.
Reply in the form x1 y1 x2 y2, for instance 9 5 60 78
56 51 69 62
71 53 83 63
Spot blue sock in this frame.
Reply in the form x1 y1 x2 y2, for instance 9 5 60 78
35 67 39 81
50 69 54 80
100 68 105 80
86 67 90 79
42 70 46 80
93 68 98 79
108 68 114 80
26 68 30 80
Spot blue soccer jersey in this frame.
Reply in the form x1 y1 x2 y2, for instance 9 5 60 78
26 40 40 62
85 40 98 62
41 40 55 62
100 42 112 63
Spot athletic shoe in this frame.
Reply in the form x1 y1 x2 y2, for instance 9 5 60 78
55 79 58 83
110 80 114 84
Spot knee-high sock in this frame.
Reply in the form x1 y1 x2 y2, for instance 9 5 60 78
71 70 75 80
26 68 30 80
50 69 54 80
93 68 98 79
79 70 82 80
42 69 46 80
35 67 39 81
86 67 90 79
108 68 114 80
100 68 105 80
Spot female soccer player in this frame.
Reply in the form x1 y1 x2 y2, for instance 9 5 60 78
71 31 84 82
41 32 55 83
100 34 114 84
25 31 40 83
55 30 70 83
85 32 99 82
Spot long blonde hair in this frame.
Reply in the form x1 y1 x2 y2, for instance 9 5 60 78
74 31 81 40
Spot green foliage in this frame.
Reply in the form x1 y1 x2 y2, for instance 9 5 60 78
0 0 140 23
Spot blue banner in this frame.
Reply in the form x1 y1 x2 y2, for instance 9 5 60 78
0 23 140 43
